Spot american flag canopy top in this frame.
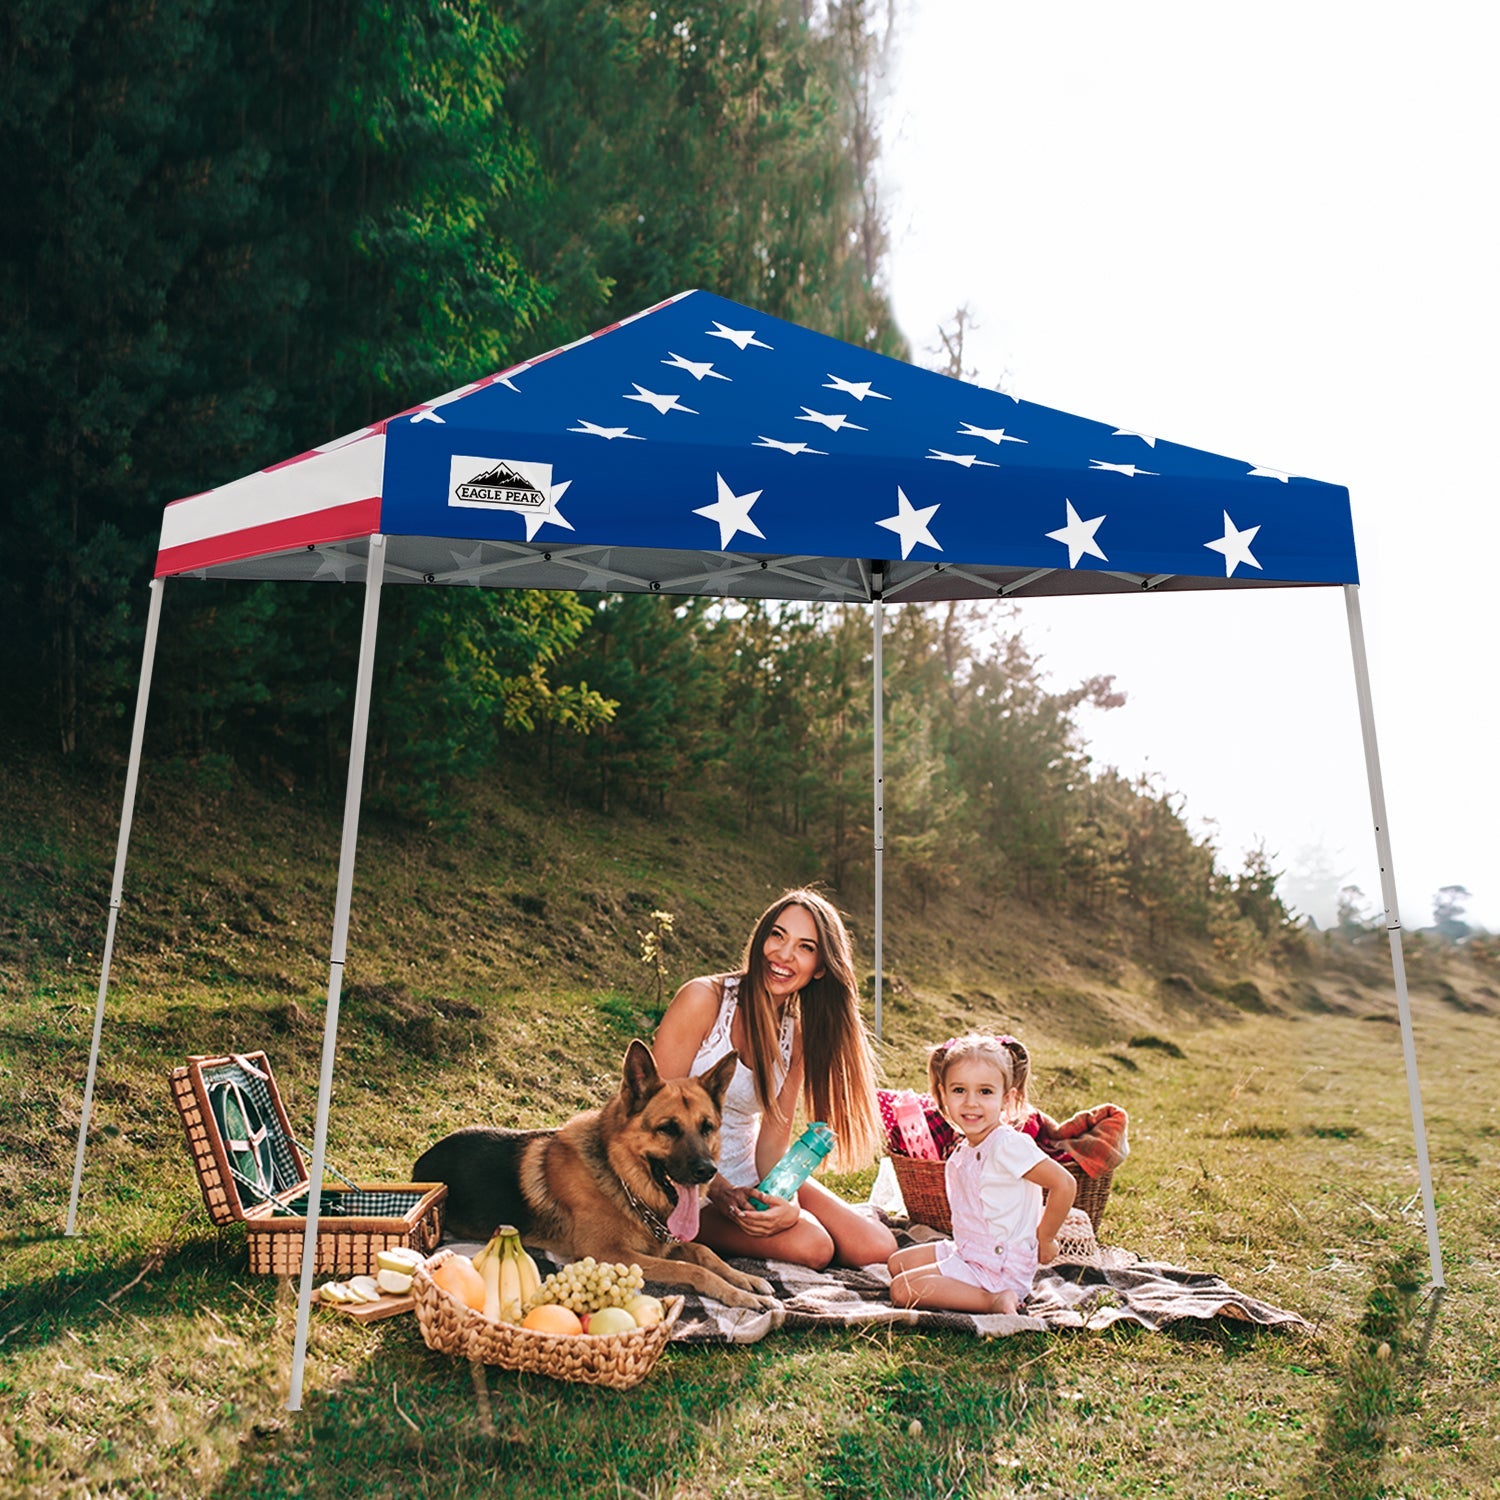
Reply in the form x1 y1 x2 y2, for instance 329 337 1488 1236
156 290 1356 602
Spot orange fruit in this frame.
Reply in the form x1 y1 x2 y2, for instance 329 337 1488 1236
430 1254 486 1312
521 1303 583 1335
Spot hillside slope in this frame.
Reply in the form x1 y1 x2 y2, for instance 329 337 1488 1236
7 756 1500 1500
4 753 1493 1176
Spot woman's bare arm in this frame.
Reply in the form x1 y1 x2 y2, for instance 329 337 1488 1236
650 977 723 1080
752 1041 804 1181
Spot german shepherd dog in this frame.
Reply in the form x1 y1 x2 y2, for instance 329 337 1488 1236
413 1040 781 1312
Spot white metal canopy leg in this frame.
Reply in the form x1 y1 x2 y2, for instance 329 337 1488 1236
66 577 166 1236
1344 584 1444 1289
872 590 885 1040
288 536 387 1412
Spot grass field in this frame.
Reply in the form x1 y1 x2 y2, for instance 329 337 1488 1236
3 976 1496 1499
2 762 1497 1497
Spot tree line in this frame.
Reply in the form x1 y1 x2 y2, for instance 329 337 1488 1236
0 0 1292 953
2 0 899 756
537 595 1294 958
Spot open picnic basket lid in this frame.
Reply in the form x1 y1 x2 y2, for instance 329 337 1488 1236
169 1050 315 1224
170 1050 447 1277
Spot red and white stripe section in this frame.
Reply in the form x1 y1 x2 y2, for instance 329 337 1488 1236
156 427 386 576
155 290 697 576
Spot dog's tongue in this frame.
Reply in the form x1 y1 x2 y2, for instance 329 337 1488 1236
667 1182 701 1241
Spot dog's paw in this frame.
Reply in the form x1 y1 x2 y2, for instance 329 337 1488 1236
745 1275 777 1299
731 1288 784 1318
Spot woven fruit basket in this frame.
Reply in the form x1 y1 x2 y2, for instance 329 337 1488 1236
891 1155 1114 1237
413 1250 683 1390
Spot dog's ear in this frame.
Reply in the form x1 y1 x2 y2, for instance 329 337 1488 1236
621 1039 661 1111
697 1051 739 1110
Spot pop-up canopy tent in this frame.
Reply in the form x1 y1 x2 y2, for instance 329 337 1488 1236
69 290 1437 1408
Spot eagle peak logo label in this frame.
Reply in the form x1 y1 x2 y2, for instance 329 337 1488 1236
448 455 554 514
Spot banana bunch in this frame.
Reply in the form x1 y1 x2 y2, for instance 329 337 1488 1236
473 1224 541 1323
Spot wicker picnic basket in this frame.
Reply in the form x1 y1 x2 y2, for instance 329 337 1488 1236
890 1153 1114 1238
169 1051 446 1276
413 1249 684 1390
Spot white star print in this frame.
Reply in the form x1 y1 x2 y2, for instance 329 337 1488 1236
694 473 766 549
1046 501 1108 568
958 422 1027 446
824 374 890 402
796 407 867 433
569 419 644 441
410 409 446 425
662 352 730 382
1204 511 1262 576
1089 460 1157 477
573 550 618 591
705 321 772 351
1112 428 1157 447
312 548 356 582
447 544 491 585
927 450 998 468
754 436 827 456
523 480 574 541
875 487 942 559
1247 465 1293 482
623 384 698 416
813 561 857 600
699 555 743 596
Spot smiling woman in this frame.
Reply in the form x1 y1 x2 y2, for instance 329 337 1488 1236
650 888 897 1270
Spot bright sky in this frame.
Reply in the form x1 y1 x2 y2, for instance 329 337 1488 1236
879 1 1499 932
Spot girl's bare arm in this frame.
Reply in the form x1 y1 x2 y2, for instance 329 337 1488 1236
1026 1157 1077 1263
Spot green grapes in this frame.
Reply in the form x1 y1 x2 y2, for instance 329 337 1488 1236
527 1256 647 1314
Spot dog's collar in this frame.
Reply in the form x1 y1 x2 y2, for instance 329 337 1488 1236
615 1172 680 1247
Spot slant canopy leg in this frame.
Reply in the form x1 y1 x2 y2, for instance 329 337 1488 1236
1344 583 1444 1289
67 577 165 1236
872 575 885 1040
288 537 387 1411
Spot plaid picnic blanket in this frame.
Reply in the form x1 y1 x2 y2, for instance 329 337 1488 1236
446 1226 1308 1344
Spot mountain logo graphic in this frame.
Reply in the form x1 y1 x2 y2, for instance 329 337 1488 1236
456 462 545 507
449 455 554 512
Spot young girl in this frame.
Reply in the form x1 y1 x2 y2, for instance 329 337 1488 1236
888 1033 1076 1314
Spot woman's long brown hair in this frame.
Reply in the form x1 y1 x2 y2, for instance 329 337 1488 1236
736 888 882 1171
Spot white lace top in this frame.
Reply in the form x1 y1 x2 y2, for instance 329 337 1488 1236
689 974 796 1187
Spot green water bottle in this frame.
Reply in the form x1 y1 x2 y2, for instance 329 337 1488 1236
752 1122 836 1207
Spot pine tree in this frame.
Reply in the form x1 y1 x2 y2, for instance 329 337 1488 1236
1 0 594 777
500 0 906 351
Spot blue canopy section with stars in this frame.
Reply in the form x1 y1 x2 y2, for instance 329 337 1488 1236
160 288 1356 604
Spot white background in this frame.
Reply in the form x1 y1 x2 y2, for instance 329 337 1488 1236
880 1 1498 930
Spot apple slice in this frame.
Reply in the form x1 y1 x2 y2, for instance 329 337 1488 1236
347 1275 382 1303
376 1267 414 1296
377 1246 425 1274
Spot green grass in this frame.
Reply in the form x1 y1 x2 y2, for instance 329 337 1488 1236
3 759 1499 1497
6 996 1497 1499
